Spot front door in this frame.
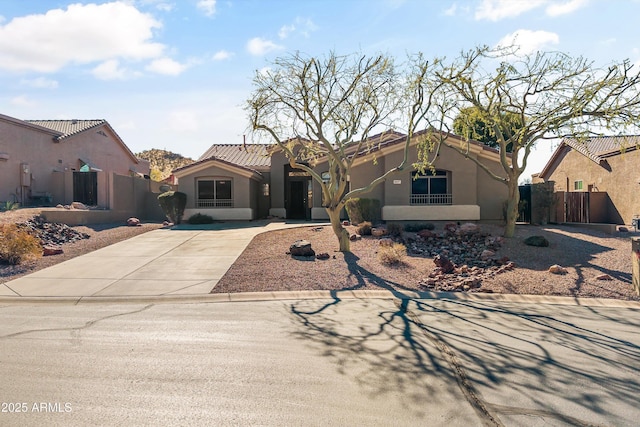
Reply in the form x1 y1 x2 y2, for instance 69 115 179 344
73 171 97 205
288 180 307 219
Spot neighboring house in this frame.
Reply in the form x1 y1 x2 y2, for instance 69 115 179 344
536 135 640 225
173 130 508 222
0 113 149 208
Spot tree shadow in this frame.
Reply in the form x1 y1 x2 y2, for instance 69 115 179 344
289 293 640 425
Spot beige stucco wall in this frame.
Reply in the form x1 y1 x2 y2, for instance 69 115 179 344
543 146 640 224
175 163 260 220
0 117 146 207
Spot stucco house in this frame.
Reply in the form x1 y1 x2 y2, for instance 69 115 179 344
535 136 640 225
173 130 508 223
0 113 149 209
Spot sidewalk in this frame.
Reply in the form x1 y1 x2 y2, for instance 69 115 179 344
0 220 319 299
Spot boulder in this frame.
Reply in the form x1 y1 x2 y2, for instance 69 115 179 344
349 234 362 241
289 240 315 257
127 217 141 226
417 229 435 239
71 201 87 210
42 246 64 256
548 264 568 275
524 235 549 247
379 238 394 247
444 222 458 234
316 252 330 260
433 254 455 274
458 222 480 235
371 227 387 237
595 273 613 281
56 204 64 209
480 249 495 261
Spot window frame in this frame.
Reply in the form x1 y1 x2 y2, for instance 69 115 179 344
410 169 452 205
196 177 233 208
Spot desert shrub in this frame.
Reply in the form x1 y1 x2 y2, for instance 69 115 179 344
403 222 435 232
345 198 381 225
0 224 42 265
377 243 407 265
1 201 19 212
386 222 404 237
158 191 187 224
188 213 214 224
356 221 372 236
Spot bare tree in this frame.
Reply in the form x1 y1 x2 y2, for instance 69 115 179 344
248 52 431 251
421 46 640 237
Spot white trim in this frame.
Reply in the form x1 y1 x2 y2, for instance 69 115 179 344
382 205 480 221
269 208 287 218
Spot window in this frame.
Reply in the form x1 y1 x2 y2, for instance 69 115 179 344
573 180 583 191
411 170 451 205
197 178 233 207
262 183 270 197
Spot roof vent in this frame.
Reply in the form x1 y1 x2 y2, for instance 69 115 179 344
71 119 78 125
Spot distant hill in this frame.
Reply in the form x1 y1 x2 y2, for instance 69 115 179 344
136 149 194 181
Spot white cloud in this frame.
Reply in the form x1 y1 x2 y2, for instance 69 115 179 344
20 77 59 89
0 2 164 73
546 0 588 16
475 0 546 21
278 24 295 39
212 50 233 60
443 4 458 16
496 29 560 55
10 95 35 107
197 0 216 17
92 59 129 80
246 37 283 56
167 111 199 131
146 57 189 75
278 17 318 40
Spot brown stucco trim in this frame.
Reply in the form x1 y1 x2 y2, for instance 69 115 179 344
0 113 62 138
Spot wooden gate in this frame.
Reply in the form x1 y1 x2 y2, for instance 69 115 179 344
73 171 97 206
562 192 590 223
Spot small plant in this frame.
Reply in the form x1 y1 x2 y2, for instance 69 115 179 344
378 243 407 266
188 213 215 224
0 224 42 265
386 222 404 237
345 198 381 225
158 191 187 224
404 222 435 232
356 221 372 236
0 201 19 212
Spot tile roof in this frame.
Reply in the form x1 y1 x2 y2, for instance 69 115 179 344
173 156 263 177
198 143 271 167
563 135 640 162
25 119 107 140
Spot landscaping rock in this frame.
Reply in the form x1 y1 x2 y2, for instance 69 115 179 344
349 234 361 241
18 215 90 247
596 273 613 281
379 238 394 247
71 201 88 210
417 229 436 239
127 217 141 226
444 222 458 235
480 249 495 261
316 252 330 260
433 254 455 274
458 223 480 235
42 246 64 256
289 240 315 257
549 264 568 274
371 227 387 237
524 235 549 247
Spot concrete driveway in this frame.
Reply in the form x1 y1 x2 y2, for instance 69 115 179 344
0 221 316 299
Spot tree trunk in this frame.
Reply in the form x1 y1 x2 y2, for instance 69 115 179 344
327 207 350 252
504 180 520 238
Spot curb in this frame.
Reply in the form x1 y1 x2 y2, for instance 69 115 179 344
0 289 638 308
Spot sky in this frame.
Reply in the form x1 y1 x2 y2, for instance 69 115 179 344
1 0 639 182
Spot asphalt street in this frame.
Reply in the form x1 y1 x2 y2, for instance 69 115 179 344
1 296 639 426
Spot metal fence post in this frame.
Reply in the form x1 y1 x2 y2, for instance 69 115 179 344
633 237 640 296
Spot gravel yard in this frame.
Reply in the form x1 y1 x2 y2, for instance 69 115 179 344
215 222 640 301
0 208 162 284
2 208 638 301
